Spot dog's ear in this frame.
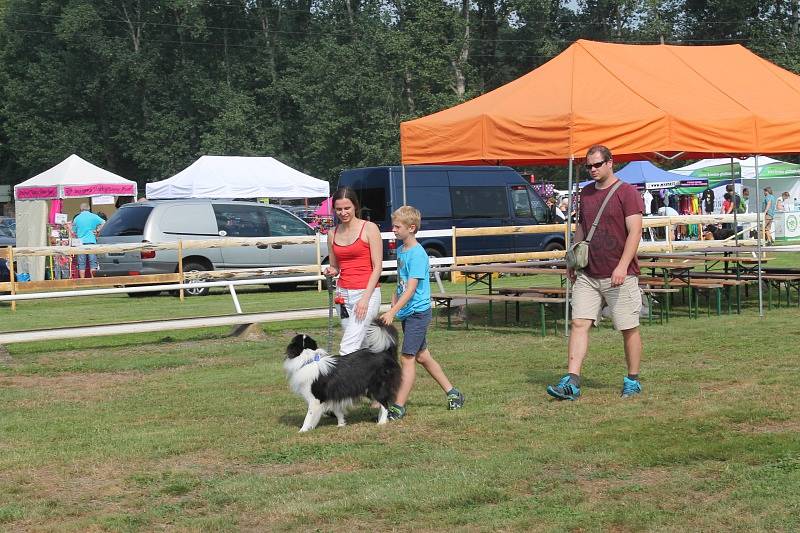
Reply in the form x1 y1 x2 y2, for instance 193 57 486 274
303 334 318 351
286 334 306 358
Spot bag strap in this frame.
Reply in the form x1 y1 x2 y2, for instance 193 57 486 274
585 180 623 243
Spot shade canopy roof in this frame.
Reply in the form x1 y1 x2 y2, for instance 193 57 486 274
616 161 687 189
672 156 800 180
146 156 330 199
400 40 800 166
14 154 137 200
579 160 696 189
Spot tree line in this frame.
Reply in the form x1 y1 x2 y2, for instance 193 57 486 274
1 0 798 189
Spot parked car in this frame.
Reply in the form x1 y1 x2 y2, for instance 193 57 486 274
337 165 564 260
96 200 324 296
0 217 15 247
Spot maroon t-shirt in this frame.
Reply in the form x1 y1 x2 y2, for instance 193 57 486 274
578 180 643 278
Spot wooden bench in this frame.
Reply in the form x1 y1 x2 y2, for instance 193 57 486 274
430 292 566 336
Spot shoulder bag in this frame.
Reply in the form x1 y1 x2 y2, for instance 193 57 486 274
566 180 623 270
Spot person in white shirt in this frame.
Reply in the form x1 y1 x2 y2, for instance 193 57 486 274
656 206 679 217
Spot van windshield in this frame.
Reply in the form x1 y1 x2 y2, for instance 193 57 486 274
100 206 153 236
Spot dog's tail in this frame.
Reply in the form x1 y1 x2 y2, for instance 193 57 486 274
363 319 398 355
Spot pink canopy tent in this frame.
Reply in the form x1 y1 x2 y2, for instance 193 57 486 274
14 154 137 201
314 197 333 216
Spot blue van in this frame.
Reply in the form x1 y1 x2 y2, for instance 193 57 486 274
337 165 565 260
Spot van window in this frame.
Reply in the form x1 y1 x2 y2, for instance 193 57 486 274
358 187 388 223
266 209 313 237
407 187 452 219
528 189 550 222
511 186 533 218
451 187 508 218
100 206 153 236
342 168 390 223
213 204 269 237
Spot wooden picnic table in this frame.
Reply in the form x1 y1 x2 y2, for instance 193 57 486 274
442 263 568 332
639 252 772 274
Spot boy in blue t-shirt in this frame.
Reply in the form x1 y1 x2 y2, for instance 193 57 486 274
380 206 464 420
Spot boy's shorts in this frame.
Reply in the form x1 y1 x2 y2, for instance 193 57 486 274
400 308 432 356
76 253 98 271
571 272 641 331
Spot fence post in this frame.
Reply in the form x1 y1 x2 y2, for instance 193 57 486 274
316 233 322 292
8 247 16 312
451 226 457 267
178 241 184 302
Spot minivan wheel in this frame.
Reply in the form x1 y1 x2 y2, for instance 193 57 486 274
182 261 211 296
544 241 565 252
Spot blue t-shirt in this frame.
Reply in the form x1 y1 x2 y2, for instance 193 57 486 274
395 243 431 319
72 211 104 244
763 194 777 217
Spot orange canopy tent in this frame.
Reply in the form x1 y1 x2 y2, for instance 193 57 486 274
400 39 800 165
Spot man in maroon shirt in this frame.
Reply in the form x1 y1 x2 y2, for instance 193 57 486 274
547 145 644 400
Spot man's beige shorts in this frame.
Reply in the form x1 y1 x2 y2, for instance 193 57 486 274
571 273 641 331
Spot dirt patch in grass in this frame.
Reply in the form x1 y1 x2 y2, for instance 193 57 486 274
734 419 800 434
1 372 145 404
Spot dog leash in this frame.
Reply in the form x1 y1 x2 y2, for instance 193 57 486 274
326 274 334 354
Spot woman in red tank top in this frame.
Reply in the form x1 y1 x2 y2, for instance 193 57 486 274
323 187 384 354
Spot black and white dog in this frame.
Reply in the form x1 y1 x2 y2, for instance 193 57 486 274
284 320 401 432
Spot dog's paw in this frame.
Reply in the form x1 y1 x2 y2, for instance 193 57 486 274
337 420 347 427
299 427 311 433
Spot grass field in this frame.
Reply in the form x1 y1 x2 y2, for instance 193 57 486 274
1 250 799 531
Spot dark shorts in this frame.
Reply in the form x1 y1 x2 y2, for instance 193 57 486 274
400 309 432 356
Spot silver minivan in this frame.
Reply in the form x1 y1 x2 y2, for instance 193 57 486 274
97 199 322 295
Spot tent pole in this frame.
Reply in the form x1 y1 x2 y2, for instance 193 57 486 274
565 156 574 338
401 165 407 206
755 154 764 318
730 158 739 247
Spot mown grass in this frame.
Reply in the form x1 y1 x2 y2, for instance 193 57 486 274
1 270 800 531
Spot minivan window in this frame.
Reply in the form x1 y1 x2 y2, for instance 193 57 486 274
407 187 452 219
100 206 153 236
213 204 269 237
451 187 508 218
267 209 314 237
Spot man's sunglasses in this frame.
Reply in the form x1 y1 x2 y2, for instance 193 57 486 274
584 160 608 170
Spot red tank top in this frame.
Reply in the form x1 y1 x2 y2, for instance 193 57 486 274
332 222 377 289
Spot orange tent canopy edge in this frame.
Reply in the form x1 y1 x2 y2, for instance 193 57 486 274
399 39 800 166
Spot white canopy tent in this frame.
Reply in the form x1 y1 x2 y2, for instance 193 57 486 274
13 154 138 281
672 156 800 212
146 156 330 199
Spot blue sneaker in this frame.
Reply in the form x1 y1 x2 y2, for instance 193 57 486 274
621 376 642 398
546 375 581 400
387 404 406 420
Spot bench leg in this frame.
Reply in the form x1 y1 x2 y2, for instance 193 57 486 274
736 284 741 314
647 294 653 326
540 303 546 337
767 282 773 310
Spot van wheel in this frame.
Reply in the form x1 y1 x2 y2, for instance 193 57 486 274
424 247 450 281
544 242 565 252
128 289 162 297
183 261 210 296
268 282 299 291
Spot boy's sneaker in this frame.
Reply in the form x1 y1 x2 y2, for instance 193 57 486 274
546 375 581 400
447 389 465 410
387 404 406 420
621 376 642 398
